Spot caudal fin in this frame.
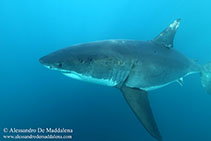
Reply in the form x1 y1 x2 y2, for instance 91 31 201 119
200 62 211 94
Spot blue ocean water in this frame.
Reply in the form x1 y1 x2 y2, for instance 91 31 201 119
0 0 211 140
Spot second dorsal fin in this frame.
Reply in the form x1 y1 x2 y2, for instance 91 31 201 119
153 19 181 48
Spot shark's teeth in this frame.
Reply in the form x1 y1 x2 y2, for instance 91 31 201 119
63 71 118 86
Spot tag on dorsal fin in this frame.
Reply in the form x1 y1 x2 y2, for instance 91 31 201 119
177 77 184 86
153 19 181 48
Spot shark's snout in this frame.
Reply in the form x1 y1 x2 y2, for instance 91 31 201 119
39 56 54 69
39 57 45 65
39 54 65 71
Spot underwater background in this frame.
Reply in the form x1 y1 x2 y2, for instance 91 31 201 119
0 0 211 140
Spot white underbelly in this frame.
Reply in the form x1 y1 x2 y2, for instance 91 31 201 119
141 80 176 91
127 71 198 91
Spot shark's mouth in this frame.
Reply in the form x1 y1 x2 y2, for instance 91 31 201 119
62 71 118 86
43 64 70 73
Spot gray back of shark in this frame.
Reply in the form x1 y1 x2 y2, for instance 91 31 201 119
39 19 211 140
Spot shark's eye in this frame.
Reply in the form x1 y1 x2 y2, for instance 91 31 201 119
56 63 62 67
58 63 62 67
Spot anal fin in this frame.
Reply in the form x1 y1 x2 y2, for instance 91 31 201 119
121 85 162 140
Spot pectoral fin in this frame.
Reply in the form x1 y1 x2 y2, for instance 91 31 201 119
121 85 162 140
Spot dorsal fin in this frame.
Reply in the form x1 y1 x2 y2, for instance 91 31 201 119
153 19 181 48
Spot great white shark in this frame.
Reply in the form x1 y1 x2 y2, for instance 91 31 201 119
39 19 211 140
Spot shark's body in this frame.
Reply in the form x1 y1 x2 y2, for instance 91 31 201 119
39 19 211 140
61 39 199 90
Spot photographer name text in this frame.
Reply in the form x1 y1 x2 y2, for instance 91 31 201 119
3 128 73 134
